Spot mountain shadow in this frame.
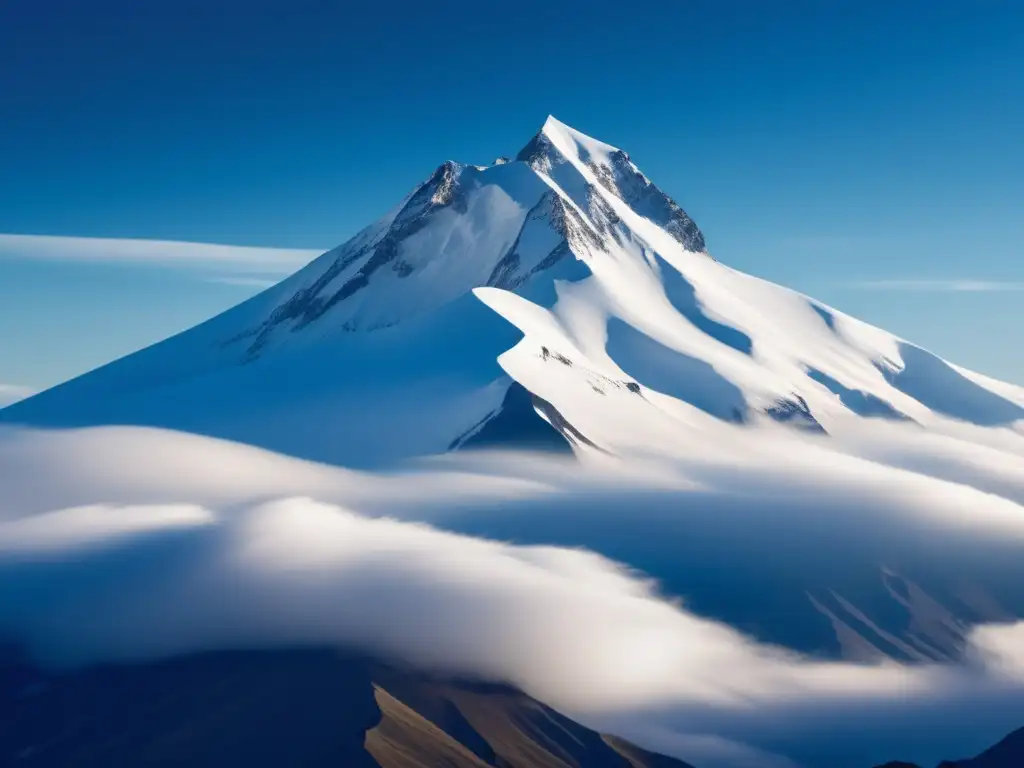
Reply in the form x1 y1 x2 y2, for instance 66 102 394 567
880 343 1023 426
807 368 911 420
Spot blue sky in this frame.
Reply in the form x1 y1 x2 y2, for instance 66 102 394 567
1 0 1022 397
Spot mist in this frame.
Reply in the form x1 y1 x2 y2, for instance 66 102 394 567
2 422 1024 767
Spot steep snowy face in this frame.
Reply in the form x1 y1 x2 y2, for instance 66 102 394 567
227 116 708 359
518 117 706 253
235 159 552 356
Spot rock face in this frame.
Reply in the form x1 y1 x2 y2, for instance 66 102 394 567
871 727 1024 768
944 726 1024 767
0 647 694 768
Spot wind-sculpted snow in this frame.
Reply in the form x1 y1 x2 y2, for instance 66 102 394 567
806 368 909 421
4 424 1024 767
881 342 1024 426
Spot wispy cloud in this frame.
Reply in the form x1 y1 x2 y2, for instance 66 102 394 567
0 234 324 278
0 383 34 407
855 279 1024 292
204 275 281 289
781 234 876 251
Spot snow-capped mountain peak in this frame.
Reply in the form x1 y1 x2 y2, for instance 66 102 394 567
2 118 1021 469
519 116 706 254
516 114 621 170
210 116 708 355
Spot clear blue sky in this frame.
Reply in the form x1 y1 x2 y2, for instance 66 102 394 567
1 0 1022 394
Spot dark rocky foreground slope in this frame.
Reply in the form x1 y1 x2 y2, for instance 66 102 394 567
3 645 1022 768
0 647 692 768
873 726 1024 768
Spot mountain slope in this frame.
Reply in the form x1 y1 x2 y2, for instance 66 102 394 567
871 727 1024 768
2 116 1022 468
7 643 1024 768
0 647 695 768
940 727 1024 768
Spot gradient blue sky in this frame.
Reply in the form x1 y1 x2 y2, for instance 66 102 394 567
1 0 1022 396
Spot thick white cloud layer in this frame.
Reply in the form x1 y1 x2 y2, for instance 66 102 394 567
2 423 1024 768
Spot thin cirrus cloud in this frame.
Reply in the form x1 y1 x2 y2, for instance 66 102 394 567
205 275 284 289
0 384 35 407
0 233 325 285
855 279 1024 292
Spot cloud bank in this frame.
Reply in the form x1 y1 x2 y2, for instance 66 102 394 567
3 423 1024 768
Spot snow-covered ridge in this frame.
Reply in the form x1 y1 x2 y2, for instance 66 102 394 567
521 116 706 253
1 117 1022 469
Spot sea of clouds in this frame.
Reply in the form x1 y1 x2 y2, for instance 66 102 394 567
2 421 1024 768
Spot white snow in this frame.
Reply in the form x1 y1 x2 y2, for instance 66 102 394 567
6 116 1019 464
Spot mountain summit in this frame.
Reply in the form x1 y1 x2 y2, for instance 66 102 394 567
235 115 706 354
2 118 1022 467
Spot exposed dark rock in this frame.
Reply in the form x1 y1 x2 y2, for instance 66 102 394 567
451 382 574 454
808 368 911 421
0 646 695 768
243 161 468 355
531 392 604 452
870 728 1024 767
766 395 826 433
515 129 561 173
583 148 706 254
